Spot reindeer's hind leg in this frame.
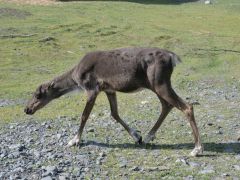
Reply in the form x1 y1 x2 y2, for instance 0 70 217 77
106 92 142 144
67 90 98 147
155 85 203 156
144 96 173 144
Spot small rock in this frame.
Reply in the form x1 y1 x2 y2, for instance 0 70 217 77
232 177 240 180
56 134 62 140
9 143 22 150
147 167 158 171
129 166 141 171
199 166 215 174
18 144 26 152
158 166 170 171
235 154 240 160
183 175 194 180
99 152 106 158
96 159 101 165
42 166 58 177
46 124 51 129
13 167 24 173
222 173 230 177
59 173 70 180
8 151 20 158
176 158 189 165
39 37 56 43
33 150 41 159
233 165 240 171
188 162 201 168
41 176 52 180
41 122 47 126
207 122 214 126
25 138 34 144
87 128 94 133
0 172 5 178
98 112 104 117
84 167 89 172
199 169 215 174
72 167 82 177
204 0 211 5
141 101 148 105
119 162 127 168
59 176 67 180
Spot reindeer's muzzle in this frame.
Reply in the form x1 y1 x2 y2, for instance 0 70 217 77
24 107 34 115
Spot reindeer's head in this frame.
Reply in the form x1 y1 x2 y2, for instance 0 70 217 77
24 81 57 115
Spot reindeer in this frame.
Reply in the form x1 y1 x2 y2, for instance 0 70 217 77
24 47 203 156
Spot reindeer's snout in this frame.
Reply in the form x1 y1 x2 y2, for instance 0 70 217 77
24 107 34 115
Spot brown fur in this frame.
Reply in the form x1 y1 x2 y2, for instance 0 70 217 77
25 47 203 156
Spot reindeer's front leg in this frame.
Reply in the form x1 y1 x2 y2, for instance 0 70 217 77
67 90 98 147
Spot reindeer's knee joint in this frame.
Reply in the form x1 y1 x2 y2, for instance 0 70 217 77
111 113 120 121
184 104 193 117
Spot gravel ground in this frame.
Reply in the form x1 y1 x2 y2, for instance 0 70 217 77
0 82 240 179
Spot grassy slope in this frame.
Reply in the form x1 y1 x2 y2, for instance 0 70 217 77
0 0 240 178
0 0 239 122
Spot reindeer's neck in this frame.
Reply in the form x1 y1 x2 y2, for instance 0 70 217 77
52 68 78 97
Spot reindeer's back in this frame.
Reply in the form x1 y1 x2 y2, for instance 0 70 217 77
73 47 178 92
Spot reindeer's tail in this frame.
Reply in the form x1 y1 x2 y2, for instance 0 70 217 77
169 52 182 68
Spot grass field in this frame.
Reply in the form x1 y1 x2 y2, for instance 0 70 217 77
0 0 240 179
0 0 239 122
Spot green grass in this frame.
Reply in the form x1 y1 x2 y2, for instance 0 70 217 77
0 0 239 123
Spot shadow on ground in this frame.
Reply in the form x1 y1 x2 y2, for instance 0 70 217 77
58 0 200 5
82 141 240 154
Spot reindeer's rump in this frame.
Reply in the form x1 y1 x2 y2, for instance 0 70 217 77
74 47 179 92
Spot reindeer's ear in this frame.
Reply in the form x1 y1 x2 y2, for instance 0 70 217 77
40 85 48 94
36 85 42 94
48 81 55 89
35 85 43 99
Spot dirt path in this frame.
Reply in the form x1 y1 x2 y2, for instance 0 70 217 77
0 0 57 5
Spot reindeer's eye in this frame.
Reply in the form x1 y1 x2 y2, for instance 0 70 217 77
35 93 41 99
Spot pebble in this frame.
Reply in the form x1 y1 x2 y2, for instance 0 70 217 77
41 176 53 180
57 134 62 140
199 166 215 174
176 158 189 166
222 173 230 177
129 166 141 171
183 175 194 180
188 162 201 168
233 165 240 171
235 154 240 160
147 167 158 171
87 128 95 133
119 162 127 168
42 166 58 177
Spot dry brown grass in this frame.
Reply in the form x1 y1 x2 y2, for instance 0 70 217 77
0 0 58 5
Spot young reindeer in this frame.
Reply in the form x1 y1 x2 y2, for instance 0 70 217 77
24 47 203 156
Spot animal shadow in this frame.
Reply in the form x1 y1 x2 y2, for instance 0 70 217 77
81 140 240 154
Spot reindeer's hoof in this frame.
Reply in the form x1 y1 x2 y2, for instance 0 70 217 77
136 136 143 144
190 145 204 157
143 134 156 144
130 129 142 144
67 135 80 147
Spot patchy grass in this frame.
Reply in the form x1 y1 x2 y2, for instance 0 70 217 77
0 0 239 122
0 0 240 179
